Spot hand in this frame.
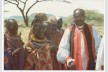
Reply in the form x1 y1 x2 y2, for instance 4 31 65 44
67 59 75 68
12 48 22 55
101 65 104 70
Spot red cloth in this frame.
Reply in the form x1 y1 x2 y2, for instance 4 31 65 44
25 38 53 70
65 24 96 70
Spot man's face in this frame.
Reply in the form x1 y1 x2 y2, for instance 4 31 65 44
8 23 18 36
73 10 85 26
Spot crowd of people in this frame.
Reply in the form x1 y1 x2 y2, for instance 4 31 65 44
4 8 104 70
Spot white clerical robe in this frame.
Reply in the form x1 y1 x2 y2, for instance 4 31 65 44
57 25 101 70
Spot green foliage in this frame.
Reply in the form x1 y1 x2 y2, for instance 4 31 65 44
64 15 73 26
18 26 31 43
63 10 104 35
85 10 104 23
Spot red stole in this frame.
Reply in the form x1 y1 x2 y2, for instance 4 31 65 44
69 24 96 70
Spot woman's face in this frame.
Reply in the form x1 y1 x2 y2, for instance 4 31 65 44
47 24 52 33
52 23 57 31
8 23 18 36
33 23 46 37
57 18 63 30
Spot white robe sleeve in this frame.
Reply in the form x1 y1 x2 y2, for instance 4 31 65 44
56 28 71 64
95 36 104 70
92 27 101 55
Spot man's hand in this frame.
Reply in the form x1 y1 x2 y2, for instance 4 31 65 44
67 59 75 68
101 65 104 70
67 58 76 70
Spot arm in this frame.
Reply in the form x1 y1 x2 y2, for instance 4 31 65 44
96 36 104 70
92 27 101 55
56 28 71 64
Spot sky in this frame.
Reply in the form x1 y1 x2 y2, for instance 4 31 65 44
4 0 104 18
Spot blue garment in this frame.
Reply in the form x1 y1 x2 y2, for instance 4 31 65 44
4 51 11 70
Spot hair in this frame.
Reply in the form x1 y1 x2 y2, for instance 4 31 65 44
73 8 85 16
5 19 18 30
48 16 57 24
31 13 48 26
35 13 47 21
31 19 48 27
57 18 63 24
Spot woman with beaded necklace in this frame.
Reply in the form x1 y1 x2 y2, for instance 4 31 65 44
25 21 53 70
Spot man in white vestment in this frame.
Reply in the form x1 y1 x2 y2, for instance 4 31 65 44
57 8 101 70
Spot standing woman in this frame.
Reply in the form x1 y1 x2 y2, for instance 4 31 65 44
4 19 25 70
47 16 62 70
57 18 65 70
25 21 53 70
28 13 48 40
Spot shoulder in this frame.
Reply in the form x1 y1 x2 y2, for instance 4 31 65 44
65 25 73 32
86 24 92 28
86 24 95 29
63 28 71 36
85 24 94 32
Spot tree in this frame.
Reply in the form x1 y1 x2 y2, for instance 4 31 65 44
4 0 47 26
4 0 71 26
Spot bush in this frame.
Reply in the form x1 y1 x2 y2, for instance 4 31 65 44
63 10 104 35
